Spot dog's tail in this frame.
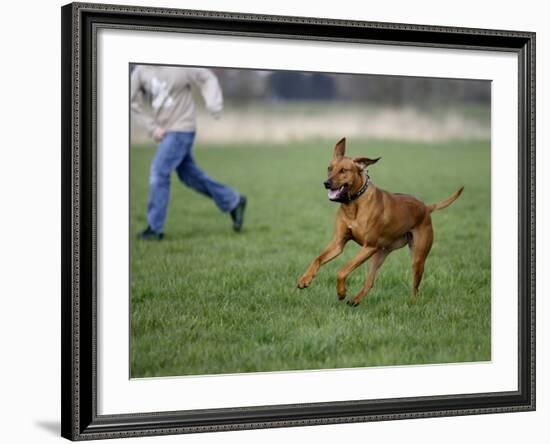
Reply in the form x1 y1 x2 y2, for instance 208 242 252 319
428 186 464 213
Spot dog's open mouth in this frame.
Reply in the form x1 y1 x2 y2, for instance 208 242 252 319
328 184 349 201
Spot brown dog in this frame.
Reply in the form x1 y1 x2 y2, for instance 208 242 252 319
297 137 463 306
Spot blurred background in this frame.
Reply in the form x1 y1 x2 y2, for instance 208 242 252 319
130 66 490 145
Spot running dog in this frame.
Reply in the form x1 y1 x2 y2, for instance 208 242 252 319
297 137 463 306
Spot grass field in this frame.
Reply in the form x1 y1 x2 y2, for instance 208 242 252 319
130 138 491 378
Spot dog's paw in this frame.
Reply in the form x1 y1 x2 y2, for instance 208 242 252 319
346 298 361 307
297 276 311 289
336 282 346 299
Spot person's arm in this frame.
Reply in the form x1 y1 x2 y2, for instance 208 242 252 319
130 67 164 139
189 69 223 118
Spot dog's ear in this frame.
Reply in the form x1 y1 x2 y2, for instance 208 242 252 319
333 137 346 159
353 157 381 170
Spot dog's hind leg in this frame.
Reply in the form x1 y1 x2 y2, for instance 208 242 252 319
410 221 433 297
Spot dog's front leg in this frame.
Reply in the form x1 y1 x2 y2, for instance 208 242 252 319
297 237 346 289
336 246 377 301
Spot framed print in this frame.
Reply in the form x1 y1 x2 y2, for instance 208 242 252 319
61 2 536 440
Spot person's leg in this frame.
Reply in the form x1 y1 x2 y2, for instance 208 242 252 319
146 132 187 233
176 138 241 213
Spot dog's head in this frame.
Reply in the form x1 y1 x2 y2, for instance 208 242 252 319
324 138 380 203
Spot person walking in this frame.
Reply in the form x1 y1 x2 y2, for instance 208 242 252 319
131 65 247 239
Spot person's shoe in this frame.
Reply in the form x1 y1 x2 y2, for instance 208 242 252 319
137 225 164 240
230 195 247 232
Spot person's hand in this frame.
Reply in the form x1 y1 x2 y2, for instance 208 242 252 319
153 127 166 142
211 110 222 120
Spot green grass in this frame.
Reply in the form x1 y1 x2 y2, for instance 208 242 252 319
130 139 491 378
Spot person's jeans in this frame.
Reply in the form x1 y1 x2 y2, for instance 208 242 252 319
147 131 240 232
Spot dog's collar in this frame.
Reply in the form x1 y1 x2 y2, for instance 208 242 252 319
343 172 369 203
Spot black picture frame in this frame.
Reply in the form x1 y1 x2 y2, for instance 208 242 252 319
61 2 536 440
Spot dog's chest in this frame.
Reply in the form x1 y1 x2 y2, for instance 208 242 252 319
345 219 368 243
342 207 378 245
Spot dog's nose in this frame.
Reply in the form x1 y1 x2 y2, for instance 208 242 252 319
323 179 332 189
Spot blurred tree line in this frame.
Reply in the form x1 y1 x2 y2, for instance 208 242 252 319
130 65 489 107
213 69 490 107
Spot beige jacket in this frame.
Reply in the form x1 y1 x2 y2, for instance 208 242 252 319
130 65 223 136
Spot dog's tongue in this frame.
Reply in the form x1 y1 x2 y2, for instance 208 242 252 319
328 189 340 200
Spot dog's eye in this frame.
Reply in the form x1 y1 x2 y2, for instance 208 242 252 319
327 166 332 172
340 168 348 174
